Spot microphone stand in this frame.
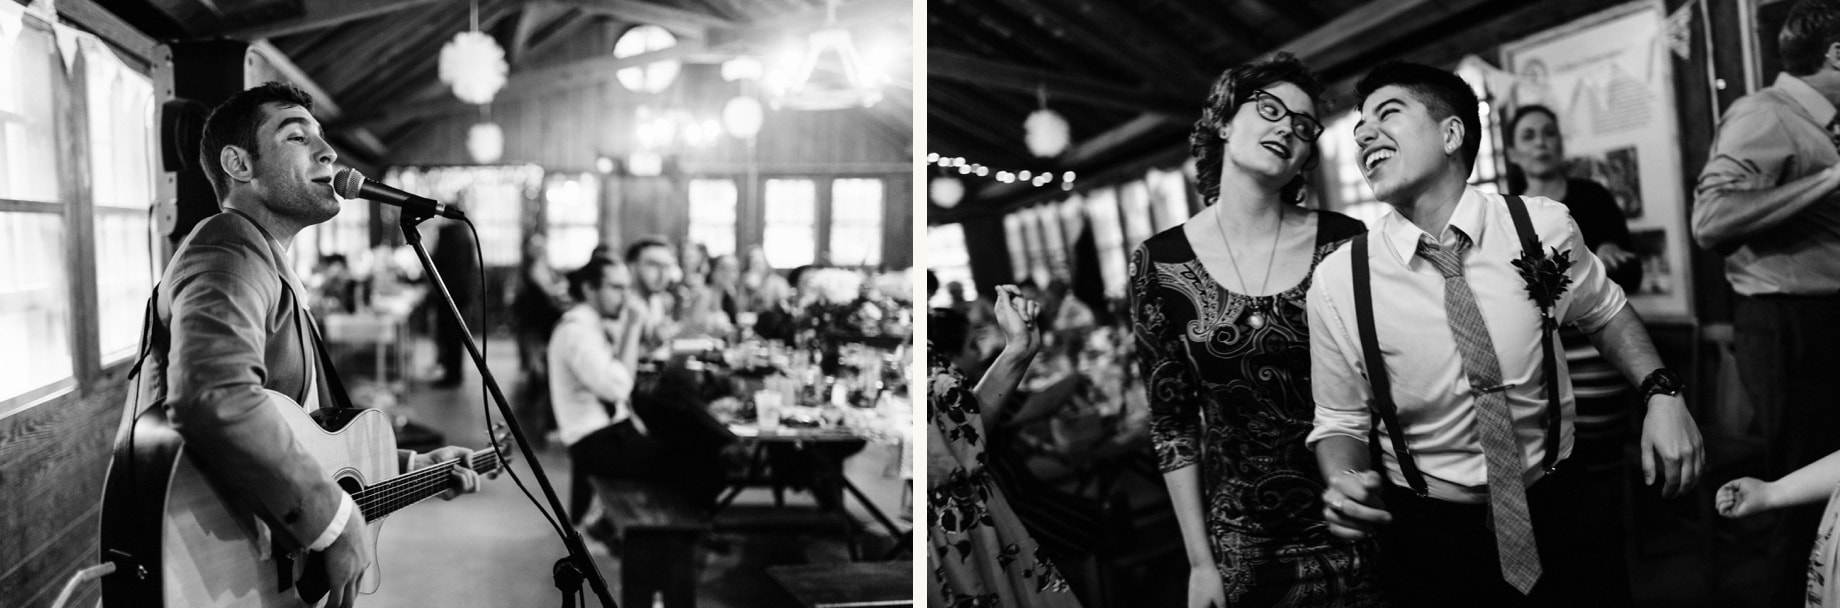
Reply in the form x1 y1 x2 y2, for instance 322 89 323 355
398 211 616 608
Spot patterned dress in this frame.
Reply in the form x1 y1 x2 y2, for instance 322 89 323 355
1129 210 1386 607
928 343 1081 608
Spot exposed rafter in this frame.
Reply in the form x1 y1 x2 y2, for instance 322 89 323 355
201 0 461 41
247 41 388 160
544 0 739 39
929 50 1192 117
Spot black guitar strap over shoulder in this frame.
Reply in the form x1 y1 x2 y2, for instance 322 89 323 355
1350 195 1565 496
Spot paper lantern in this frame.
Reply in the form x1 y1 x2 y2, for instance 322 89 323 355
1025 108 1070 158
930 177 964 208
466 122 503 163
438 31 507 104
723 96 764 139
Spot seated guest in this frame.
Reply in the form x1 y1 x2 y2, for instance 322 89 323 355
625 236 682 352
710 254 741 326
553 257 735 515
549 258 656 494
739 245 793 313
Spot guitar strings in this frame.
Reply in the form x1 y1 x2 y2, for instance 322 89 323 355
354 453 501 518
356 453 501 515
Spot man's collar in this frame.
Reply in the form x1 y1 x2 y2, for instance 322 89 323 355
1775 72 1838 126
1380 186 1488 265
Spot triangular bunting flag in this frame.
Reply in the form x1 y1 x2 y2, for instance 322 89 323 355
1666 0 1696 60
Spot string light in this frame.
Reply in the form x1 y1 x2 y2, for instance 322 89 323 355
925 152 1079 190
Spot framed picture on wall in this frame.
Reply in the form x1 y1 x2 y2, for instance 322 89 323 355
1502 0 1694 320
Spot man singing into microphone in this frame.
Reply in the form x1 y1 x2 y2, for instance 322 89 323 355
136 81 482 607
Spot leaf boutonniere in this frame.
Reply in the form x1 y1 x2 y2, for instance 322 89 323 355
1510 246 1574 312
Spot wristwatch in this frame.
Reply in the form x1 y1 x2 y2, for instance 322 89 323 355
1639 368 1685 401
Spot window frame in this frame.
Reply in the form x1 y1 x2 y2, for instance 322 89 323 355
0 18 157 415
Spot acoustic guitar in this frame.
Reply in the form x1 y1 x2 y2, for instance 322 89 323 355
99 390 511 607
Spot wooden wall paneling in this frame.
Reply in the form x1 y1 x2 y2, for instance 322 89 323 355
883 173 913 269
0 376 131 608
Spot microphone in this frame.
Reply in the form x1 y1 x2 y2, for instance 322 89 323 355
316 168 466 220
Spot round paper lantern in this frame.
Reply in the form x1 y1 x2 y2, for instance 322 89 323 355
614 25 680 93
466 122 503 163
930 177 964 208
1025 108 1070 158
723 96 764 139
438 31 508 104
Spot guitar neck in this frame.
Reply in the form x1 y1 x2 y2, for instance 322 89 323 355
352 449 502 521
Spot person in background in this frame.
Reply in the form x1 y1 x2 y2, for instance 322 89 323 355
625 236 681 353
928 285 1079 607
1720 447 1840 606
548 257 652 528
739 245 793 313
1692 3 1840 604
512 233 568 445
1131 53 1383 608
678 241 711 292
1502 103 1643 568
709 254 741 326
428 207 479 387
309 253 358 315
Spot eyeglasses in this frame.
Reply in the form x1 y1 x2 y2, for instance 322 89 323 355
1247 89 1322 142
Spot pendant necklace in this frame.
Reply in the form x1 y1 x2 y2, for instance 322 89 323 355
1214 203 1283 329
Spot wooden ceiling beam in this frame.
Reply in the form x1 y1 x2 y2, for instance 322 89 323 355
1150 0 1261 62
514 10 591 67
1278 0 1500 75
1043 0 1213 89
929 50 1193 118
948 0 1133 83
541 0 736 40
340 0 909 130
985 0 1201 95
203 0 461 41
246 41 388 159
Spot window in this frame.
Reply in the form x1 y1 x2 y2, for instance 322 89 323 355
926 223 973 308
1002 213 1029 282
1318 110 1390 228
1456 61 1506 193
687 178 737 258
87 49 158 363
762 178 816 268
1119 180 1154 254
0 17 74 406
544 173 600 269
1033 205 1067 282
1148 168 1193 231
1084 187 1128 298
466 179 523 267
829 178 883 266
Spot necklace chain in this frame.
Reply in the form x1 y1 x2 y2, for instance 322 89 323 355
1213 204 1284 302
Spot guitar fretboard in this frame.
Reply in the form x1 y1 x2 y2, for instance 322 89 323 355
351 449 502 521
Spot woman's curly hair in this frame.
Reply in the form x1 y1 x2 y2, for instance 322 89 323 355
1188 52 1325 206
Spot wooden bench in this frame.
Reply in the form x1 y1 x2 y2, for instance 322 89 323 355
591 478 712 608
767 562 913 607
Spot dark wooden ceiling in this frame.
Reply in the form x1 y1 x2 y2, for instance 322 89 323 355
93 0 911 170
927 0 1633 222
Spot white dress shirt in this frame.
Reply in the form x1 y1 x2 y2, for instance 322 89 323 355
548 304 637 447
1306 187 1628 503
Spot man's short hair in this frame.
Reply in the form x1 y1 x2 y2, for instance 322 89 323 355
624 235 673 264
928 309 973 355
1355 61 1482 173
1781 0 1840 76
197 82 316 200
566 258 627 301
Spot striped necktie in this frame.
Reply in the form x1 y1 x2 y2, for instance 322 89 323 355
1417 233 1544 595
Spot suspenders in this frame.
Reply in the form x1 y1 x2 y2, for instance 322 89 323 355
1350 195 1564 496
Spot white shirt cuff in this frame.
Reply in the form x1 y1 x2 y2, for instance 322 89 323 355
307 493 358 552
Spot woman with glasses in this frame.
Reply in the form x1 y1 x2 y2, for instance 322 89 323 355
1129 53 1385 607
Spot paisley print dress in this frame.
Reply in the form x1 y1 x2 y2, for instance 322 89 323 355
1129 210 1385 607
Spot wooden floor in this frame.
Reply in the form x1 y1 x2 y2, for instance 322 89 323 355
343 335 914 608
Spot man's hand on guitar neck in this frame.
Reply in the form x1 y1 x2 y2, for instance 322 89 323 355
410 446 485 500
